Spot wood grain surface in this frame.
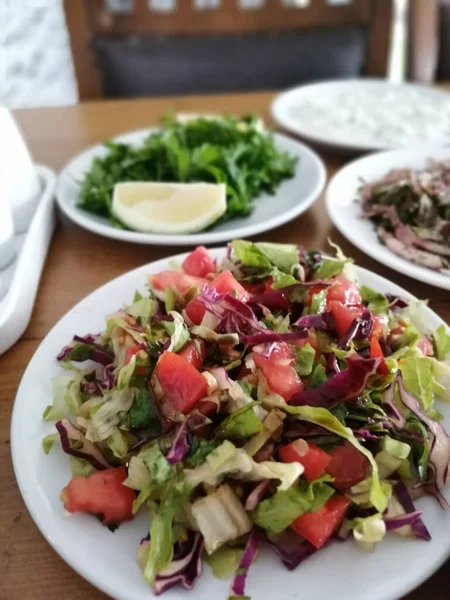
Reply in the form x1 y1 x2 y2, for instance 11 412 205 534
0 91 448 600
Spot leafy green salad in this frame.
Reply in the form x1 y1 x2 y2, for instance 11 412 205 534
43 240 450 598
78 115 296 228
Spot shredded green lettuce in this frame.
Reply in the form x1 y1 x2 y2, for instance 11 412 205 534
89 388 136 441
280 405 388 513
107 428 130 459
43 374 84 421
163 311 190 353
360 285 389 314
398 354 440 418
204 546 244 580
231 240 299 274
433 325 450 361
42 433 59 454
69 455 95 477
309 289 327 314
144 475 192 584
253 478 335 533
126 295 156 324
216 402 263 440
294 343 316 377
351 513 386 551
141 445 173 486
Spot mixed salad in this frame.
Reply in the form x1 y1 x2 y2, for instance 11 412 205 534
360 161 450 272
43 240 450 598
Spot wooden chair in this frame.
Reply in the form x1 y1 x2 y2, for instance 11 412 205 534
64 0 394 100
407 0 450 83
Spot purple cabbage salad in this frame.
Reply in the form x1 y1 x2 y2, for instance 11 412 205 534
41 240 450 598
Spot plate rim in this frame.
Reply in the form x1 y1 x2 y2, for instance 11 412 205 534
325 143 450 291
55 128 326 246
11 247 450 600
271 79 450 153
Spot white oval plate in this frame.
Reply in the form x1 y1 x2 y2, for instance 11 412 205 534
326 144 450 291
56 129 325 245
11 248 450 600
272 80 450 154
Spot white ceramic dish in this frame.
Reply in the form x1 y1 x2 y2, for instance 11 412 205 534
272 80 450 154
326 144 450 291
0 165 56 355
56 129 325 246
11 248 450 600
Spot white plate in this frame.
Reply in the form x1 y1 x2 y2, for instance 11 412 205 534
0 165 56 355
326 144 450 291
56 129 325 245
272 80 450 154
11 248 450 600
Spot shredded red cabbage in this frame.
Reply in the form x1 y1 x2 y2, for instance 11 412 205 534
386 295 409 309
198 286 267 335
230 530 258 597
393 481 432 540
100 363 117 390
353 428 383 441
338 309 373 351
290 355 380 408
166 415 206 464
148 532 204 595
326 353 341 375
294 313 336 331
55 419 110 470
382 380 406 429
56 336 114 366
245 481 271 511
283 422 332 440
394 374 450 492
265 529 317 571
384 511 423 532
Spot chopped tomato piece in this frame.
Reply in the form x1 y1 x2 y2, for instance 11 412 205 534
196 398 219 417
253 342 303 401
328 301 363 337
155 351 208 414
178 339 206 370
148 271 206 297
417 336 434 357
185 298 206 325
61 467 135 525
182 246 216 278
241 281 266 295
210 270 249 301
370 336 389 375
370 314 388 341
125 344 140 364
326 441 369 491
124 345 146 376
264 277 274 292
291 495 351 549
279 440 331 482
326 277 362 307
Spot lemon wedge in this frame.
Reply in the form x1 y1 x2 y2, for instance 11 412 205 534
112 182 227 234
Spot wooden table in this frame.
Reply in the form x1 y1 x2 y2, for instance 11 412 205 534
0 92 448 600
